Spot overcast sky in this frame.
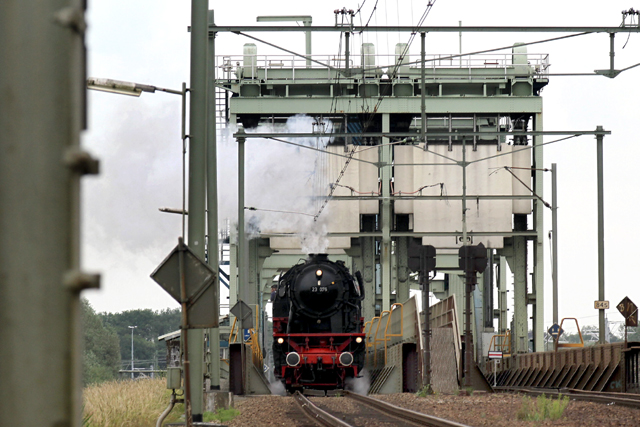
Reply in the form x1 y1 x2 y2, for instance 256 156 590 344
82 1 639 334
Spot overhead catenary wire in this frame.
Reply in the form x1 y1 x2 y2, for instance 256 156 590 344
245 206 316 218
313 1 439 221
502 166 551 209
263 136 378 166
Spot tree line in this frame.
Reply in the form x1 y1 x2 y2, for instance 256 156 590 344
81 299 181 386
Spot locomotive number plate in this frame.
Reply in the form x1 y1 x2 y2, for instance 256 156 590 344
311 286 329 293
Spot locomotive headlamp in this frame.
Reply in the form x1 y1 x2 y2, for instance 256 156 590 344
286 352 301 367
315 269 323 278
355 337 363 344
277 337 284 344
339 352 354 366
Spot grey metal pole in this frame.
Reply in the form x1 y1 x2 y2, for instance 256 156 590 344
464 270 474 388
129 326 137 379
1 1 92 426
462 139 468 245
304 19 312 68
206 9 221 391
421 32 426 146
422 255 431 389
237 128 246 393
459 21 462 67
551 163 558 325
596 126 606 344
381 114 392 312
187 0 208 420
238 128 246 305
609 33 615 72
345 32 350 75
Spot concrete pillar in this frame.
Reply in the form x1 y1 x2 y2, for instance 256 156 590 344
380 114 392 312
396 237 410 304
361 237 376 321
229 243 238 313
512 215 528 353
498 256 508 334
532 113 545 352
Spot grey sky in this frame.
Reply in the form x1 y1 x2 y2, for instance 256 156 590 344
83 1 640 334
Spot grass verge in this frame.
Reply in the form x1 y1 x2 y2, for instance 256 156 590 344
516 393 570 421
83 378 183 427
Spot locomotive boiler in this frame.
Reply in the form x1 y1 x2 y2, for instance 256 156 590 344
272 254 366 392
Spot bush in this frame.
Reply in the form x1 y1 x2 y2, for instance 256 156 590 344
516 394 569 421
415 385 432 397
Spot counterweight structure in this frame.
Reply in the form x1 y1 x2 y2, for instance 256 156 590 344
218 38 549 361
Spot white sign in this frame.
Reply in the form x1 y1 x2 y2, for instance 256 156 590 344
488 351 503 359
594 300 610 309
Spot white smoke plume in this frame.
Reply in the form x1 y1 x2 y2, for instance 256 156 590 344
345 368 370 395
217 115 334 251
268 379 286 396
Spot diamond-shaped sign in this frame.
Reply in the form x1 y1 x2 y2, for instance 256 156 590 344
230 300 254 329
151 240 218 328
547 323 563 338
617 296 637 319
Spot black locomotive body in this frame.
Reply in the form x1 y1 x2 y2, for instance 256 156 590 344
272 254 365 392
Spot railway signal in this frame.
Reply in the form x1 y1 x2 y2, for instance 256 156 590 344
617 297 638 344
458 243 488 388
407 239 436 392
458 243 488 273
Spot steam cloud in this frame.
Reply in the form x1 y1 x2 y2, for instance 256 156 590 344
217 115 334 252
345 368 370 395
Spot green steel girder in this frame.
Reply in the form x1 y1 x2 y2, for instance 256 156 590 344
211 25 640 33
229 96 542 115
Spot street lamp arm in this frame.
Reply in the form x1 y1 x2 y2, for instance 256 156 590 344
87 77 183 97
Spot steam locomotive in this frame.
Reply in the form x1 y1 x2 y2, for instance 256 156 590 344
272 254 366 392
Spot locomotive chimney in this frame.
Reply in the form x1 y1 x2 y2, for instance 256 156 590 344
308 253 329 262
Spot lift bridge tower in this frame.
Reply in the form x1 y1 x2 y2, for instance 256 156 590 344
215 30 549 357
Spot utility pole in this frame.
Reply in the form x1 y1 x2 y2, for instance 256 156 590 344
129 326 137 379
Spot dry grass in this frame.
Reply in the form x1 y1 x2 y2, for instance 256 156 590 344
83 378 183 427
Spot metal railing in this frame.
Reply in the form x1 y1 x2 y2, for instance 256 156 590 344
489 330 512 355
366 303 405 366
216 52 550 81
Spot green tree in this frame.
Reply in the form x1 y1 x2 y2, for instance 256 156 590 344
82 299 121 385
100 307 181 369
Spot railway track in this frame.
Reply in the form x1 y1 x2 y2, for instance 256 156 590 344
497 386 640 409
292 391 470 427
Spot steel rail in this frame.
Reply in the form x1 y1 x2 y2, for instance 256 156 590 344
497 386 640 409
293 391 353 427
342 391 471 427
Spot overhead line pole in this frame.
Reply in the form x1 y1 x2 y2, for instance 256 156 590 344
206 9 221 392
596 127 606 344
187 0 208 422
552 164 559 325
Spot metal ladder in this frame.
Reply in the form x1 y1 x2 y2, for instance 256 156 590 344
214 86 228 132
